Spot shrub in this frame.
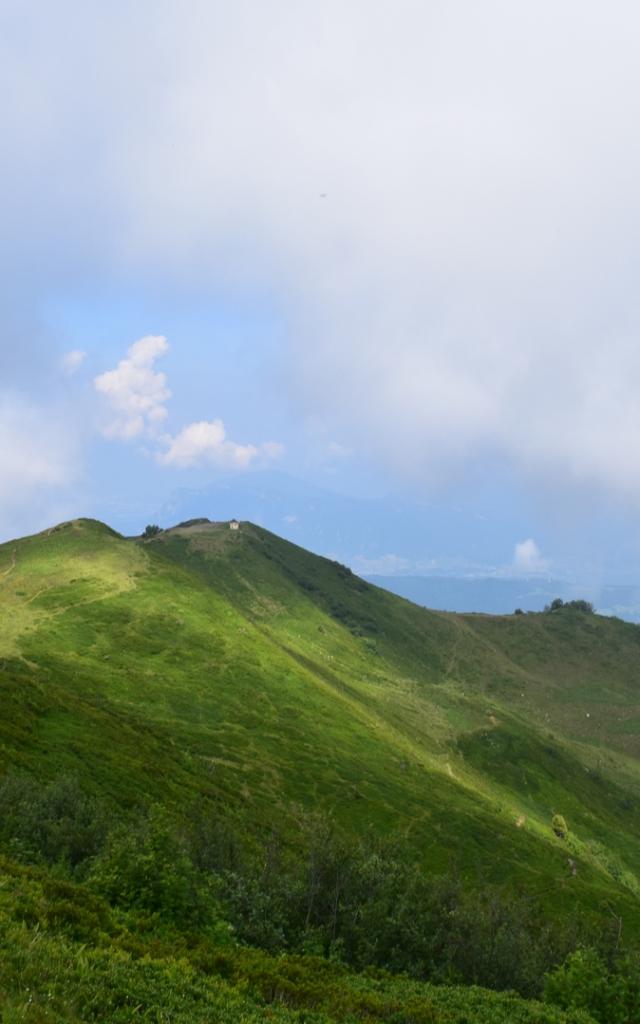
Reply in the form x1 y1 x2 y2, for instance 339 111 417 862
89 805 232 940
544 947 640 1023
0 772 106 872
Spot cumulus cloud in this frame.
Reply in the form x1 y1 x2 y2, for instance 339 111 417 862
94 336 170 439
160 420 282 469
160 419 257 469
60 349 86 375
7 3 640 501
512 539 551 575
95 338 283 469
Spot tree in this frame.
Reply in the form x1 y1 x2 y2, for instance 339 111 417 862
544 598 595 614
142 524 161 538
566 599 595 614
544 947 638 1024
89 804 231 938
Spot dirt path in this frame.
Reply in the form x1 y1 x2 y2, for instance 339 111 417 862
0 550 16 581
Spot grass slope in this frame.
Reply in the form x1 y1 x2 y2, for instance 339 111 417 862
1 517 640 930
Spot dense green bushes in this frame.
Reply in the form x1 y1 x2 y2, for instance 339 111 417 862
0 860 595 1024
544 947 640 1024
0 773 106 871
183 799 589 994
7 771 640 1021
0 903 595 1023
0 772 595 999
89 804 233 942
0 770 618 1019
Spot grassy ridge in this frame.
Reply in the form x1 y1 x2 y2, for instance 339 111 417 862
1 517 640 925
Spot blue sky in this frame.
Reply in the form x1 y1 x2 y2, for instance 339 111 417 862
3 1 640 594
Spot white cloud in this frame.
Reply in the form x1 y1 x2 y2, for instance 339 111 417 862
94 336 170 439
160 419 256 469
512 539 550 575
95 336 283 469
160 419 282 470
60 349 86 375
7 3 640 501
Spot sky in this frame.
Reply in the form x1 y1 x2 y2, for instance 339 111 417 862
3 1 640 593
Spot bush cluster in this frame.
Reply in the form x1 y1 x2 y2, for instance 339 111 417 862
544 947 640 1024
544 599 595 614
0 772 602 1004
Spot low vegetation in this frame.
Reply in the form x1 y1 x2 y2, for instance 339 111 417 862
0 775 603 1022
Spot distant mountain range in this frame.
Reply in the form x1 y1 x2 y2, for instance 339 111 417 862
92 472 640 625
365 574 640 622
149 473 640 618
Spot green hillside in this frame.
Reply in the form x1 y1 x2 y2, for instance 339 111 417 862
2 516 640 1021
